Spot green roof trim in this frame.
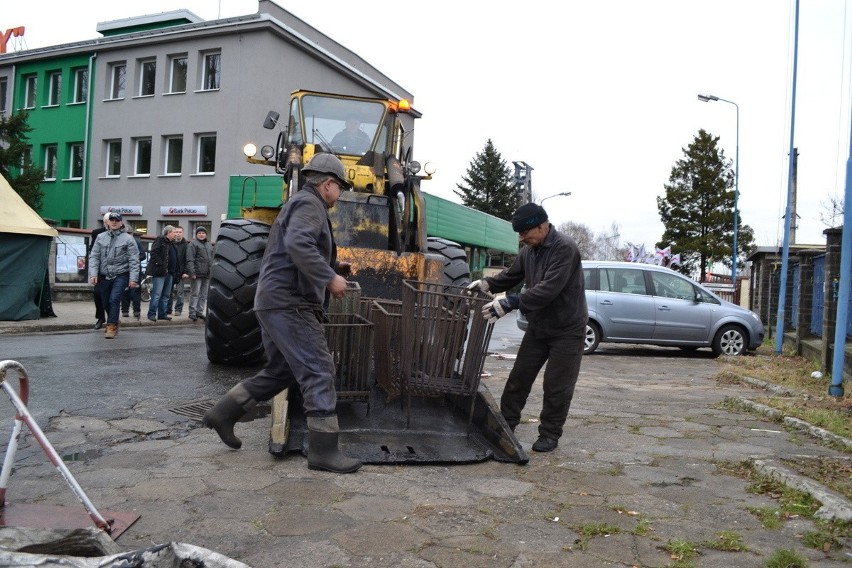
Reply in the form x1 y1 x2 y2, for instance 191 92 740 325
422 192 518 254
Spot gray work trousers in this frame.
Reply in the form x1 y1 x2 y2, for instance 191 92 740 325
500 328 584 440
240 307 337 416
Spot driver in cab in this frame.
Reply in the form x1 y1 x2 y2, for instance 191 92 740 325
331 118 371 154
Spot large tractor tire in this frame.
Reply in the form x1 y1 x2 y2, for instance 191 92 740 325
427 237 471 287
205 219 269 366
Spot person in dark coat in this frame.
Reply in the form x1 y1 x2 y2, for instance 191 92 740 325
121 224 147 319
167 226 188 316
145 225 176 321
186 226 214 321
203 153 360 474
468 203 588 453
88 213 110 329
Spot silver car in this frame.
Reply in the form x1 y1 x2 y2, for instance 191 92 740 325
517 261 764 356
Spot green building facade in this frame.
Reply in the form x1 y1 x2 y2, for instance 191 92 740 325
12 53 93 226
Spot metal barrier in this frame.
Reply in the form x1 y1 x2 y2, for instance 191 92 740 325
324 314 373 404
399 281 495 426
367 299 403 397
0 360 113 533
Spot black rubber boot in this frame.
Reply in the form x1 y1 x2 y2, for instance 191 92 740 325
203 384 256 449
306 416 362 473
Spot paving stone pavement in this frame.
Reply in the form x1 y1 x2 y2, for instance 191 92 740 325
1 303 851 566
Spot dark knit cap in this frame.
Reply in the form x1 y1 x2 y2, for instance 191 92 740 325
195 226 208 235
511 203 548 232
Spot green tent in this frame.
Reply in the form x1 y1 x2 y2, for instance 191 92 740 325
0 175 57 321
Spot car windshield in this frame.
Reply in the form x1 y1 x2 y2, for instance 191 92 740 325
291 96 386 156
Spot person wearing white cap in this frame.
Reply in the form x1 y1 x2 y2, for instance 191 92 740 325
88 212 141 338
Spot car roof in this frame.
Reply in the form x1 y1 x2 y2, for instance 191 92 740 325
582 260 675 273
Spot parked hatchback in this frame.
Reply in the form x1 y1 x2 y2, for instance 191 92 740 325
516 261 764 356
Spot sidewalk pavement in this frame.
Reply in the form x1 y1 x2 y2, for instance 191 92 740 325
1 302 851 566
0 300 200 335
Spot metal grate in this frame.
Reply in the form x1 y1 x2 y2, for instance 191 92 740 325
169 400 213 421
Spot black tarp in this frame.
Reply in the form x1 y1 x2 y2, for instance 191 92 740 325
0 233 52 321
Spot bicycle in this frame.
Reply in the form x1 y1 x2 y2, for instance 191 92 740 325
140 275 153 303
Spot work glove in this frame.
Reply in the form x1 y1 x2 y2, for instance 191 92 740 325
466 279 490 294
481 293 520 322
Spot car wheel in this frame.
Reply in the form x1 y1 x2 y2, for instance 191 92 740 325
584 322 601 354
712 324 747 356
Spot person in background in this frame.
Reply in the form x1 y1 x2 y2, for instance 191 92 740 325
468 203 587 453
88 212 140 339
167 226 188 317
88 214 110 330
203 153 360 474
121 223 147 319
146 225 176 322
186 226 214 322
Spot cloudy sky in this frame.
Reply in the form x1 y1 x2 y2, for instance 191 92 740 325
5 0 852 252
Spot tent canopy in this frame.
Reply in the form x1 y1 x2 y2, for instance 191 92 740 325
0 175 57 320
0 175 57 237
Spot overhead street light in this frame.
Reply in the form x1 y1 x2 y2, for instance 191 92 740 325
698 92 740 289
539 191 572 206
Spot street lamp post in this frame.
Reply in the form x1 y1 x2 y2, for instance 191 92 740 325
698 93 740 289
539 191 572 206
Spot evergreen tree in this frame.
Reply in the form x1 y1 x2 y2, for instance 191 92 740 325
0 111 44 210
454 139 520 220
657 129 754 280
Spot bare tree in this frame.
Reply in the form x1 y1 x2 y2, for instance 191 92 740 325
558 221 596 259
594 222 623 260
819 195 843 228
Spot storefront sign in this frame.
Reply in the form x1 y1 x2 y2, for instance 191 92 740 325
1 27 25 54
160 206 208 216
100 205 143 216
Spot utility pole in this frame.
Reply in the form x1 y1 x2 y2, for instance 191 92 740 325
791 148 798 244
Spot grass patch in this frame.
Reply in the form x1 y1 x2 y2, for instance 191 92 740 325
700 530 747 551
661 539 699 567
570 522 621 551
762 548 808 568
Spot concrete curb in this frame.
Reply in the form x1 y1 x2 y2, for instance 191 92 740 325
750 457 852 521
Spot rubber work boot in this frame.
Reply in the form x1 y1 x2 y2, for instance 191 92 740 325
306 416 362 473
104 323 118 339
203 384 256 449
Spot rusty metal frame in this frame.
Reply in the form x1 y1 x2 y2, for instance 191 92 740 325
399 281 495 427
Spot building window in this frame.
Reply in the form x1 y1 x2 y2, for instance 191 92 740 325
106 140 121 177
47 71 61 106
0 77 7 114
164 136 183 174
134 138 152 175
197 134 216 173
44 145 58 180
138 59 156 96
69 143 84 179
109 63 126 99
201 52 220 90
168 56 187 93
23 75 37 108
22 145 32 168
73 68 88 103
